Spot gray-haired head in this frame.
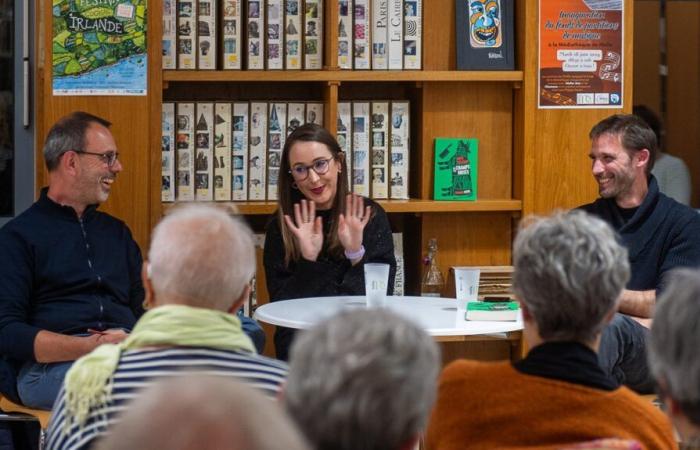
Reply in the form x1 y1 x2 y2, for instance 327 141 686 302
285 309 440 450
513 210 630 343
148 204 255 311
649 268 700 426
94 375 310 450
43 111 112 171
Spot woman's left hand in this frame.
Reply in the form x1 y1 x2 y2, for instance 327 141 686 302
338 194 371 257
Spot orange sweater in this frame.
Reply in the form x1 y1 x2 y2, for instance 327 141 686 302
426 360 676 450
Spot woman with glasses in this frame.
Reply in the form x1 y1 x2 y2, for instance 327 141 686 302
263 124 396 360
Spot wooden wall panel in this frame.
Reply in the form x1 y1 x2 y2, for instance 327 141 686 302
633 1 661 113
423 0 455 70
666 2 700 207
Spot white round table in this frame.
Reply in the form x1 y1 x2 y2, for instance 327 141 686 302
254 295 523 339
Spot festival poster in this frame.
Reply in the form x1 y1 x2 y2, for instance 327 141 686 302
52 0 148 96
539 0 623 109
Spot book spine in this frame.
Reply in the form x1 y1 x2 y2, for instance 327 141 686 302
286 102 306 136
177 0 197 69
387 0 403 69
305 102 324 127
161 103 176 202
176 102 195 201
248 102 268 200
353 0 370 69
370 101 389 199
197 0 217 69
195 102 214 201
371 0 388 70
403 0 421 69
303 0 323 69
214 103 233 201
351 101 370 196
232 102 250 201
162 0 177 69
267 102 287 200
267 0 284 69
284 0 303 69
389 100 409 199
338 0 353 69
222 0 243 69
336 102 353 190
247 0 265 69
392 232 404 296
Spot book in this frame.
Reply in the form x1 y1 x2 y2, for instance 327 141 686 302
267 102 287 200
351 101 370 196
353 0 371 69
304 0 323 69
214 103 232 201
389 100 409 199
287 102 305 136
387 0 403 69
162 0 177 69
337 102 353 189
161 102 176 202
222 0 243 69
195 102 214 201
176 102 195 201
465 301 520 321
232 102 250 200
370 101 389 199
197 0 217 69
246 0 265 69
371 0 388 69
285 0 303 69
249 102 268 200
267 0 284 69
455 0 515 70
338 0 354 69
177 0 197 69
403 0 421 69
392 232 404 296
306 102 324 127
433 138 478 201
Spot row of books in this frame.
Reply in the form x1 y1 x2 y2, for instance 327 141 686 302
161 100 411 202
162 0 422 70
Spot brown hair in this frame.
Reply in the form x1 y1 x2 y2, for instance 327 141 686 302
589 114 657 175
277 124 349 266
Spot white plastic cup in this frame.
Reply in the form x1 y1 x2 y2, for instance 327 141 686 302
364 263 390 308
454 267 481 309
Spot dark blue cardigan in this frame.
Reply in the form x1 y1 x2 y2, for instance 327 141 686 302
580 176 700 292
0 189 144 362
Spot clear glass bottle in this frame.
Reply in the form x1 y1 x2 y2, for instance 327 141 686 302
421 238 445 297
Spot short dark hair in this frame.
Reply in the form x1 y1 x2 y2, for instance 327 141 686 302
589 114 657 175
43 111 112 171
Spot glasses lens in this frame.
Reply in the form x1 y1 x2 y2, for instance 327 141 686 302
292 165 307 179
314 159 329 174
105 152 117 166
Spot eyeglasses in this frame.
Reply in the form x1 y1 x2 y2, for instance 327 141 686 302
289 157 334 181
75 150 120 167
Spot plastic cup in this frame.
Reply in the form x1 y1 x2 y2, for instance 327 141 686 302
454 267 481 309
364 263 390 308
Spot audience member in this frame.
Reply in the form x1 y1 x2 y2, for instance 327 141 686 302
580 114 700 393
426 211 676 449
94 376 309 450
45 205 288 450
285 309 439 450
649 268 700 447
0 112 144 409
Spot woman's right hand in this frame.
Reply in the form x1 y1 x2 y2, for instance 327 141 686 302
283 199 323 261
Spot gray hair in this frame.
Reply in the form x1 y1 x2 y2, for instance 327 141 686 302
513 210 630 343
94 375 310 450
649 268 700 425
285 309 440 450
148 204 255 311
43 111 111 171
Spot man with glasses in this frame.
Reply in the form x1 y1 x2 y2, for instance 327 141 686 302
0 112 144 409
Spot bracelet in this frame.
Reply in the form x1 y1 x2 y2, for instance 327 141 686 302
344 245 365 260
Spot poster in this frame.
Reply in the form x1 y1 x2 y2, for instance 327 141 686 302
539 0 623 109
52 0 148 96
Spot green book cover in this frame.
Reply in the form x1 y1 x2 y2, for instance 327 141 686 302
467 301 519 312
433 138 478 201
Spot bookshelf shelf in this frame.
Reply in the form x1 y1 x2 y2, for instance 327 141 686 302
162 70 524 84
163 199 522 216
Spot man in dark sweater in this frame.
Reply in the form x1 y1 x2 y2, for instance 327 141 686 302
579 113 700 393
0 112 144 409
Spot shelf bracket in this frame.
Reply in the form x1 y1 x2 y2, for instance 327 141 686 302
512 81 522 90
163 80 169 90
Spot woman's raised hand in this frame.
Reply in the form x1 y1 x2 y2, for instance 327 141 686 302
338 194 371 256
284 199 324 261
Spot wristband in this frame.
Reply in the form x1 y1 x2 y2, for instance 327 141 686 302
344 245 365 260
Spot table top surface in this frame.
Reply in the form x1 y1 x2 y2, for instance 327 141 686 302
254 296 523 336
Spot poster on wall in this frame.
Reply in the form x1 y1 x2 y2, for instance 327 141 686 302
538 0 623 109
52 0 148 96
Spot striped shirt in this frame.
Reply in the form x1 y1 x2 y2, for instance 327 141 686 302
45 347 288 450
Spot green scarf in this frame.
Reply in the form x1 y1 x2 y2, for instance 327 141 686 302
63 304 256 431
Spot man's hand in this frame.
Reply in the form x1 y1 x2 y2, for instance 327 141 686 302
617 289 656 325
34 329 129 363
89 328 129 345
